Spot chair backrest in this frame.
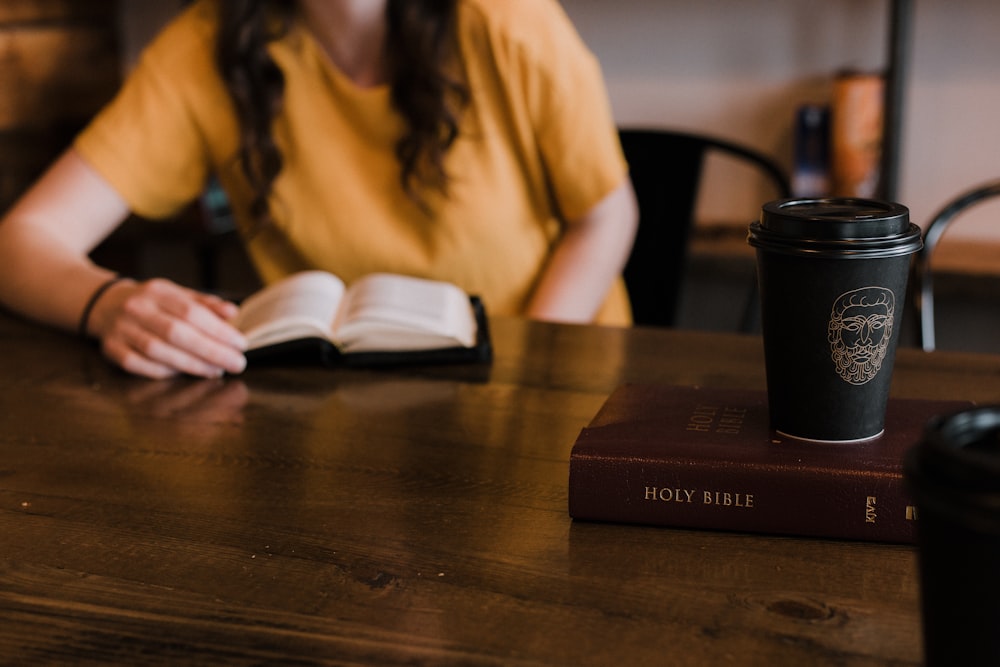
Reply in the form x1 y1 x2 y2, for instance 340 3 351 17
618 128 790 328
910 179 1000 352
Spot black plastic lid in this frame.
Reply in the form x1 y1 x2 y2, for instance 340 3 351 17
921 407 1000 491
761 198 910 240
904 406 1000 533
748 197 922 258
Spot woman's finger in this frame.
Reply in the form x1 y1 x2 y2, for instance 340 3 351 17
93 278 249 378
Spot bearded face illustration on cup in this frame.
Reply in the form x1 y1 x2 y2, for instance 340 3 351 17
828 286 895 385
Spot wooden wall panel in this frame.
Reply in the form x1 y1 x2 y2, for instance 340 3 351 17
0 0 120 209
0 0 116 24
0 26 120 130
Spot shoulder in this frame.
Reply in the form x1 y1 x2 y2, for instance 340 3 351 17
119 0 232 127
133 0 219 78
457 0 590 59
456 0 605 112
458 0 573 27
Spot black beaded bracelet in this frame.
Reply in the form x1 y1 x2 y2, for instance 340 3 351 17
78 276 125 338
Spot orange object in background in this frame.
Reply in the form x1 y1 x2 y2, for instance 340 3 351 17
831 71 884 198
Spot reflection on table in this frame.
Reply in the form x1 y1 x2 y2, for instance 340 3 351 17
1 310 998 665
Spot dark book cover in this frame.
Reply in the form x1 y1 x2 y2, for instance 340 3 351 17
245 296 493 368
569 384 974 543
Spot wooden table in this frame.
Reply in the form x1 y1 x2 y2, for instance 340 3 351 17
2 311 998 665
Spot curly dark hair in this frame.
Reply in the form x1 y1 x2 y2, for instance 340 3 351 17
214 0 468 230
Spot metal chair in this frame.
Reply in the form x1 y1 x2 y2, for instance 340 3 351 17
910 179 1000 351
618 128 790 330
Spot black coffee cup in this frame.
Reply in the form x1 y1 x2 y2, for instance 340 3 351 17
747 198 922 442
904 407 1000 666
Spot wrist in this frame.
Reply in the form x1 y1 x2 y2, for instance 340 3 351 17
78 275 128 338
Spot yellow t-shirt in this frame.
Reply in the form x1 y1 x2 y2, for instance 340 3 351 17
74 0 632 324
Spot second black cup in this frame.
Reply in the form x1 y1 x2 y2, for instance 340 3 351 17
905 407 1000 666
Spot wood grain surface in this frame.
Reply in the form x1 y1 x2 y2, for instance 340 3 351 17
1 311 998 665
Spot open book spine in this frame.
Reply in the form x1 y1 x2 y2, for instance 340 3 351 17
569 447 916 544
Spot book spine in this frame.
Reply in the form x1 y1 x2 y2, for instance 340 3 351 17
568 454 916 544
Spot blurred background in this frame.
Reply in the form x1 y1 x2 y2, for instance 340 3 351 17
3 0 997 349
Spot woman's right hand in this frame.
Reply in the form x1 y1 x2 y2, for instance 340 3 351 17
87 277 248 379
0 149 248 380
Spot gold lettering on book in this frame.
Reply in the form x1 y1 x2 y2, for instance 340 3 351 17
906 505 918 521
865 496 877 523
644 487 697 503
702 491 754 508
685 404 748 435
686 405 717 432
644 487 754 508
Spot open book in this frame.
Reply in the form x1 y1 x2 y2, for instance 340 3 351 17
233 271 491 367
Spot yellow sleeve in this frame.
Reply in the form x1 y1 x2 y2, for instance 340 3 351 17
73 1 235 220
510 0 627 222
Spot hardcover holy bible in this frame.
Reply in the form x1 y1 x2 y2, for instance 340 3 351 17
568 384 973 543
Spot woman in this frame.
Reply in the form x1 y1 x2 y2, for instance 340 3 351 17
0 0 637 379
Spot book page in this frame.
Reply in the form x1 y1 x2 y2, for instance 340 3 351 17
332 273 476 352
233 271 346 349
